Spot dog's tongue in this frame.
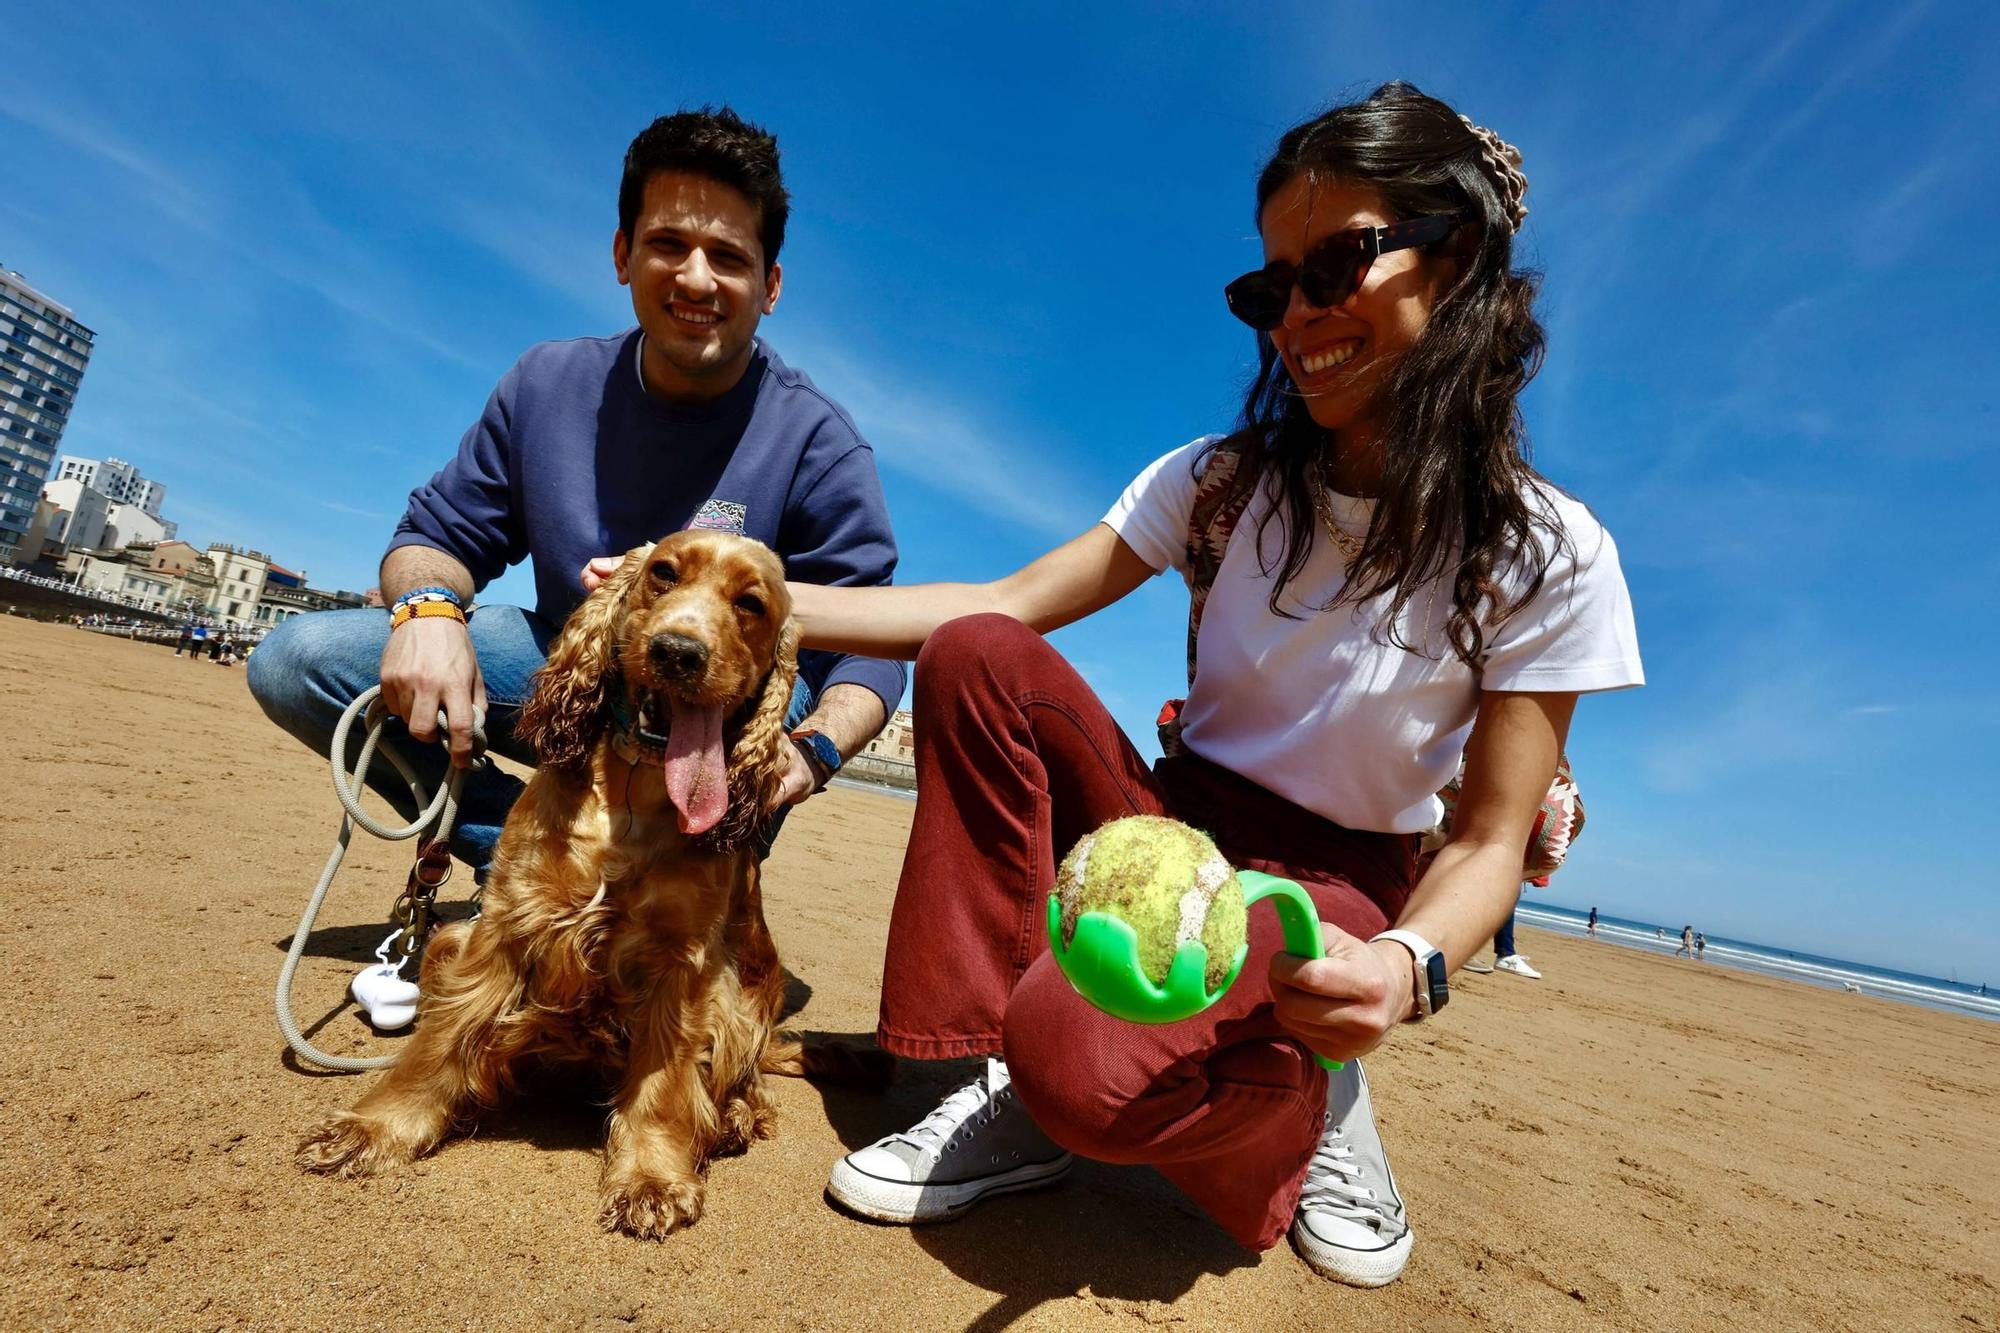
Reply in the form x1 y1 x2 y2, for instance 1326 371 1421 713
663 699 727 835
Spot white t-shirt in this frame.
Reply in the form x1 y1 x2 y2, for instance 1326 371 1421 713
1104 438 1644 834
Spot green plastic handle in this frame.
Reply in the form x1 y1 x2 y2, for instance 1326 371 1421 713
1048 869 1342 1072
1045 894 1247 1024
1238 872 1342 1071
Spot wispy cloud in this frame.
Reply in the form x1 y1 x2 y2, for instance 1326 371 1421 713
1851 151 1952 269
3 93 485 376
784 341 1099 540
0 100 219 239
319 501 391 520
1727 0 1938 186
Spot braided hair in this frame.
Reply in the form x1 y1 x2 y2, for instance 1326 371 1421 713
1206 81 1565 673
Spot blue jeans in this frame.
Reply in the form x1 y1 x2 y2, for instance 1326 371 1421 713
246 605 812 873
1494 909 1518 959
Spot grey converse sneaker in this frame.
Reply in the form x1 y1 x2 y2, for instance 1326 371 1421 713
1290 1060 1413 1287
827 1057 1072 1224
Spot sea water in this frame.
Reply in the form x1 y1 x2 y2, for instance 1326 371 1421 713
1517 903 2000 1022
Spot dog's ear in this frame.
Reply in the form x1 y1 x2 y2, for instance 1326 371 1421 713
516 546 650 771
708 618 800 851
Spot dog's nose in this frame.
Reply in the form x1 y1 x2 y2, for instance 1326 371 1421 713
648 631 710 682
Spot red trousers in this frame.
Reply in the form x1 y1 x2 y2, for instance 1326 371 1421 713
877 615 1417 1250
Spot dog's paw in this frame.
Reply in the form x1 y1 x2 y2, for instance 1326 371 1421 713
296 1114 412 1177
599 1175 705 1240
711 1095 777 1155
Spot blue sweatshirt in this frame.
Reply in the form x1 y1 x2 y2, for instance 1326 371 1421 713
389 329 906 709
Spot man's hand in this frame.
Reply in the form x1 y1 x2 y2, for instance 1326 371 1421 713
1268 927 1418 1064
379 615 487 767
771 740 818 810
580 555 622 594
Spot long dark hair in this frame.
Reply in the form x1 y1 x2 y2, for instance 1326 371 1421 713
1208 81 1563 672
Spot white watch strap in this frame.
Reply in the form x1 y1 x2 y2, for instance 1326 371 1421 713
1370 929 1440 1019
1370 928 1439 963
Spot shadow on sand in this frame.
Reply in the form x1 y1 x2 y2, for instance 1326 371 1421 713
806 1053 1257 1331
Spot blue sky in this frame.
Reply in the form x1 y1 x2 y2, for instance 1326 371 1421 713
7 2 1997 981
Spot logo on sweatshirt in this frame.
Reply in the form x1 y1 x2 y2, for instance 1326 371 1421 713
688 499 748 535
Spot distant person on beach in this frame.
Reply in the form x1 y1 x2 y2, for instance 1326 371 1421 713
188 625 208 662
1587 905 1598 936
1677 925 1694 958
784 84 1644 1288
175 622 194 656
248 107 904 877
1695 932 1706 961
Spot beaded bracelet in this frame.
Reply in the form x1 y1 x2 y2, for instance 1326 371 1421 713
391 585 463 612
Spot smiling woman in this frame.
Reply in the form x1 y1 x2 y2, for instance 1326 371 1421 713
787 81 1643 1291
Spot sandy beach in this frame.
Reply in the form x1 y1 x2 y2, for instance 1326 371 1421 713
2 613 1995 1332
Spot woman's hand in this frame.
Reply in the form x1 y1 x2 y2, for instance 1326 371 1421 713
1268 927 1417 1063
580 555 622 594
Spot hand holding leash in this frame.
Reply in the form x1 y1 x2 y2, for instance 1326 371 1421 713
380 614 487 768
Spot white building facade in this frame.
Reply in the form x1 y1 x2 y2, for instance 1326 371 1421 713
55 455 165 517
40 476 111 550
103 500 172 548
0 270 94 562
204 543 270 625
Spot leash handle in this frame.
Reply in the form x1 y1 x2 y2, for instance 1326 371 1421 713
275 688 482 1073
327 687 486 841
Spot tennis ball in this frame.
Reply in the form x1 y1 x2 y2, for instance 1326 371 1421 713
1054 815 1246 990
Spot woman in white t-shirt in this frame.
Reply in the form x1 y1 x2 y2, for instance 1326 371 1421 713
789 82 1643 1286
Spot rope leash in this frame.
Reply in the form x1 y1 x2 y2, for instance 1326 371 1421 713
274 686 486 1072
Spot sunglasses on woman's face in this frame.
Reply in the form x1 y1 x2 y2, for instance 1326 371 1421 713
1223 213 1465 331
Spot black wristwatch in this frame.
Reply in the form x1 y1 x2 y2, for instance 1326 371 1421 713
789 728 843 792
1371 929 1449 1021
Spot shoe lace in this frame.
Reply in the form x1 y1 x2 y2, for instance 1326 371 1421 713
1298 1125 1390 1226
888 1057 1009 1157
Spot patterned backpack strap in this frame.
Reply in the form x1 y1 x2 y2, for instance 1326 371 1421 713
1159 441 1252 756
1427 752 1586 879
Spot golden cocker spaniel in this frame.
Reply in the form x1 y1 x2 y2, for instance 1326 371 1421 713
298 530 873 1237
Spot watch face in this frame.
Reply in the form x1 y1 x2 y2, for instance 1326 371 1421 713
1424 951 1449 1014
795 730 841 773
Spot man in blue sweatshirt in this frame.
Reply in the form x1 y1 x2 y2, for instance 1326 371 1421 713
248 107 904 871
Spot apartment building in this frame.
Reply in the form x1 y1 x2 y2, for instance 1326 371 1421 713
0 269 94 561
55 455 166 517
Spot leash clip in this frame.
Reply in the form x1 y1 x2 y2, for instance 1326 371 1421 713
389 839 453 957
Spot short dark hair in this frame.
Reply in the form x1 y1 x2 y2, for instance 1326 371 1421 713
618 106 789 267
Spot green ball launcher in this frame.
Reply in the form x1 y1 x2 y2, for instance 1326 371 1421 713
1047 868 1341 1071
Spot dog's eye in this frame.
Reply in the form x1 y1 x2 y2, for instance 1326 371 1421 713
651 561 678 585
733 593 766 617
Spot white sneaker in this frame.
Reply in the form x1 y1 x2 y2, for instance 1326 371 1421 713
1495 954 1543 979
826 1057 1072 1224
1460 955 1495 974
1290 1060 1412 1287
